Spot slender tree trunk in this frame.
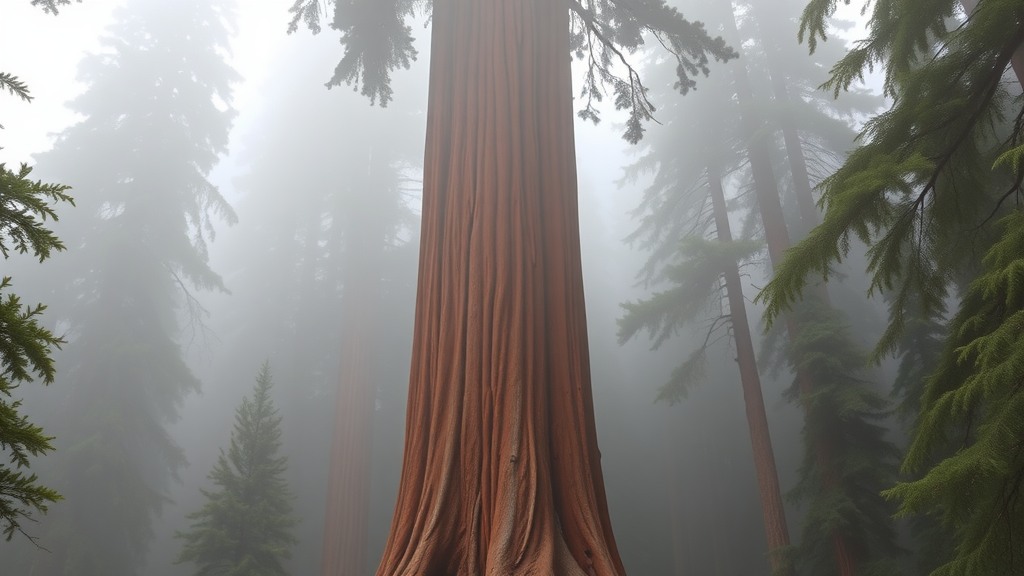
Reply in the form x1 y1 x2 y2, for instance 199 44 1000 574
375 0 625 574
749 7 819 235
706 158 793 575
721 5 855 575
321 149 387 576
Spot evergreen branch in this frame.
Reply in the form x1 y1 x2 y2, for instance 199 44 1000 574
0 163 74 262
29 0 79 15
0 73 33 104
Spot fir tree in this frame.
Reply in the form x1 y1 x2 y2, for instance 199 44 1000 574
0 163 70 542
759 0 1024 573
175 362 298 576
883 208 1024 576
1 69 72 544
4 0 240 572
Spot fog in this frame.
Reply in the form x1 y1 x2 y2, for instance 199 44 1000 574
2 1 917 575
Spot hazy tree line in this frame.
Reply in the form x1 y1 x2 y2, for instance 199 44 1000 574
1 0 1022 575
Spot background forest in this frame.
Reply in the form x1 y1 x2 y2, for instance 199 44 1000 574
1 0 1021 575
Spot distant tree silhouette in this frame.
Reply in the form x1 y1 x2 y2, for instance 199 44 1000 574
175 362 297 576
6 0 239 572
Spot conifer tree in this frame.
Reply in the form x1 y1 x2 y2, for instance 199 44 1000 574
175 362 298 576
290 0 734 574
4 0 240 572
760 0 1024 573
201 35 422 575
0 161 69 542
619 1 903 573
1 47 72 548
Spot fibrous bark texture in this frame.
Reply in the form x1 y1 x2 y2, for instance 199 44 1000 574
374 0 626 575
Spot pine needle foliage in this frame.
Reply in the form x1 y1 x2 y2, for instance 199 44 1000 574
286 0 737 143
758 0 1024 361
8 0 241 570
176 362 298 576
30 0 79 16
0 164 72 542
758 0 1024 572
618 236 762 403
0 163 73 261
883 209 1024 576
783 299 904 576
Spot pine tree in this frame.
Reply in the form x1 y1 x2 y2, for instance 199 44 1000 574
618 0 904 573
4 0 240 572
199 35 423 575
759 0 1024 573
289 0 735 574
0 163 70 542
1 66 71 544
175 362 298 576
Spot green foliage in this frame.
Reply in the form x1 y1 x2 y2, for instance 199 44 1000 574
758 0 1022 355
287 0 419 107
287 0 737 143
567 0 737 143
782 299 904 576
4 0 241 570
176 363 298 576
762 0 1024 572
0 163 73 261
0 73 33 128
0 279 63 542
618 236 761 402
885 209 1024 576
0 163 72 543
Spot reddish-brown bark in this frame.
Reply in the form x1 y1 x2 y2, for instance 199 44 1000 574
706 159 793 575
321 150 391 576
321 287 378 576
722 5 855 575
374 0 626 574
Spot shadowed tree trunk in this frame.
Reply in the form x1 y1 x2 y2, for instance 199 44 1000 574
322 147 391 576
749 10 819 236
659 410 687 576
706 158 793 575
721 5 855 575
374 0 626 574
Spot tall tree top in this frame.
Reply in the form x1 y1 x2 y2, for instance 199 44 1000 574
287 0 737 142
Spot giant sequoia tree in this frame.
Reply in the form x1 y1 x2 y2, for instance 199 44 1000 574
291 0 733 573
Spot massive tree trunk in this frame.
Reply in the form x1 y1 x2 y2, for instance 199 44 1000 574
374 0 626 574
706 158 792 575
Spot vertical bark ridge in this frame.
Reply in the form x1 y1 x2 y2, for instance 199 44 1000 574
375 0 626 574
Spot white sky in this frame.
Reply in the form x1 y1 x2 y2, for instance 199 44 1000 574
0 0 297 165
1 1 875 168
